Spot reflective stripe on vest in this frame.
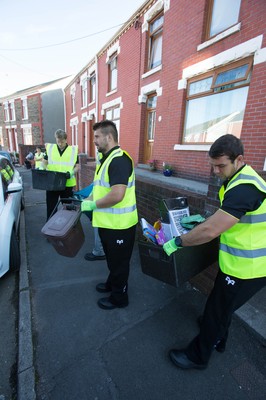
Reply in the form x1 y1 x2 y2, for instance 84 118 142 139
219 165 266 279
46 143 78 187
92 148 138 229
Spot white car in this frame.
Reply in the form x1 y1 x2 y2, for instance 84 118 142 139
0 155 24 277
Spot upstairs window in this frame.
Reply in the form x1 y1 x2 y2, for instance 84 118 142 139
21 98 28 120
10 101 16 121
148 13 164 70
108 53 118 92
183 58 252 144
71 93 76 114
90 73 96 103
81 79 87 108
207 0 241 39
4 103 10 122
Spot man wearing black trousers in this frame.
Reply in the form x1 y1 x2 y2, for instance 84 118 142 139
163 134 266 369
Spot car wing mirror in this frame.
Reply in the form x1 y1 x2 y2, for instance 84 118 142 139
7 182 23 193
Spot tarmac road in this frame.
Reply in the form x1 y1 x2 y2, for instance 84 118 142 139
18 167 266 400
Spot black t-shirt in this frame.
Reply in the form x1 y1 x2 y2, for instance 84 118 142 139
220 166 266 219
98 146 133 186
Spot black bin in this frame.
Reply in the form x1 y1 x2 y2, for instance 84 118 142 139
138 238 219 287
32 169 67 191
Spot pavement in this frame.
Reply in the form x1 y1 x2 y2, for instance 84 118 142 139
17 167 266 400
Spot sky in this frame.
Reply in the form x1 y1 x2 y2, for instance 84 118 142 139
0 0 145 96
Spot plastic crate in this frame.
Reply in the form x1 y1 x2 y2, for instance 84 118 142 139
138 238 219 287
32 169 67 191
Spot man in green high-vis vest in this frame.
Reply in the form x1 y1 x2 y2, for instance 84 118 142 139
163 134 266 370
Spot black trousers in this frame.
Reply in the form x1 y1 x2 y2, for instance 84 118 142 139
98 224 136 304
46 187 74 220
185 269 266 365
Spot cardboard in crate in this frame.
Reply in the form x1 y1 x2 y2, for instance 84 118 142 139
138 238 219 287
159 197 190 236
41 205 85 257
32 169 67 191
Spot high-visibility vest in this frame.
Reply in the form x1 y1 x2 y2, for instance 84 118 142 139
1 168 11 183
219 165 266 279
46 143 78 187
35 152 45 169
92 148 138 229
6 164 14 177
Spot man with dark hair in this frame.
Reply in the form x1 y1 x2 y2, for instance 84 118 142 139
163 133 266 369
81 120 138 309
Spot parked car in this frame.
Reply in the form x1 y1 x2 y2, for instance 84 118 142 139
0 155 24 277
0 150 13 164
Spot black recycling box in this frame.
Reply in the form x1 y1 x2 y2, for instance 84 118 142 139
32 169 67 191
138 238 219 287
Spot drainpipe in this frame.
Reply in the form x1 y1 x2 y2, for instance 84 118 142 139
95 55 98 123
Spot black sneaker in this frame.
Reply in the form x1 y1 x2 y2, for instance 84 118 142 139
96 283 111 293
84 252 106 261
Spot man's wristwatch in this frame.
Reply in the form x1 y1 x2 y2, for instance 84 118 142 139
174 236 183 247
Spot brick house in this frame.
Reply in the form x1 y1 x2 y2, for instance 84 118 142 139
64 0 266 290
0 76 72 163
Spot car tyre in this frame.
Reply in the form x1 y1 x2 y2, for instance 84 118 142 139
10 229 20 271
21 196 25 211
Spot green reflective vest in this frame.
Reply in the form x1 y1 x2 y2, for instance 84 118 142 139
35 152 45 169
92 148 138 229
1 168 11 183
6 165 14 178
219 165 266 279
46 143 78 187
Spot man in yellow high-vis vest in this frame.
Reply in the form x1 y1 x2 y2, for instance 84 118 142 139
43 129 79 220
81 120 138 310
34 146 45 169
163 134 266 370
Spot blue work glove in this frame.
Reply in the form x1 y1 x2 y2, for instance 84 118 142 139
181 215 205 230
163 238 182 256
81 200 97 212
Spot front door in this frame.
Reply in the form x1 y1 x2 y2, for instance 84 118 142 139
144 94 157 163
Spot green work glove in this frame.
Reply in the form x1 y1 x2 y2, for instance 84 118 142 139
81 200 97 212
163 238 182 256
181 214 205 230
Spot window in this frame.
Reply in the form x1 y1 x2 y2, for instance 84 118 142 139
148 13 164 70
21 98 28 120
108 53 118 92
81 79 87 108
4 103 10 122
23 126 32 145
10 101 16 121
71 93 76 114
207 0 241 39
183 58 252 144
146 95 157 141
105 107 120 136
90 73 96 103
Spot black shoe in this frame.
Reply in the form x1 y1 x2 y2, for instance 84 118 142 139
169 349 207 370
97 297 128 310
96 283 112 293
84 252 106 261
215 338 226 353
197 315 227 353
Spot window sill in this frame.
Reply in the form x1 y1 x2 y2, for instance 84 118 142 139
197 23 241 51
174 144 211 151
142 65 162 79
88 101 95 106
106 89 117 97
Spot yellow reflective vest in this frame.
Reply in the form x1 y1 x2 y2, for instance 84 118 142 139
1 168 11 183
35 152 45 169
46 143 78 187
92 148 138 229
219 165 266 279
